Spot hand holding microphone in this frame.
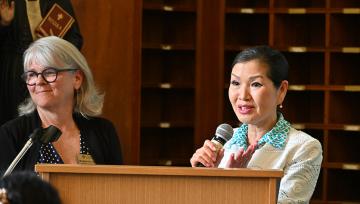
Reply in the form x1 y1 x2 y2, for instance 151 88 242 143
190 124 233 167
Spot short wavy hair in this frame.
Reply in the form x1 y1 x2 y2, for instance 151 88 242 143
19 36 104 117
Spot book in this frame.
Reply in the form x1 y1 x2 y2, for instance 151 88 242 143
36 3 75 38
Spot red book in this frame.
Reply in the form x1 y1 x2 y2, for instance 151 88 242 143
36 3 75 38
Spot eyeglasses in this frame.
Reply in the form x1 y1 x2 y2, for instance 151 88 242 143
21 67 78 86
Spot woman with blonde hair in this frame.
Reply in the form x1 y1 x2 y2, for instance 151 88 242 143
0 0 82 126
0 36 122 173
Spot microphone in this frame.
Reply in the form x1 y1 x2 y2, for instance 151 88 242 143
196 123 233 167
2 125 61 177
39 125 62 143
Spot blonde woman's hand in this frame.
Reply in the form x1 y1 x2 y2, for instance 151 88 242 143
0 0 15 26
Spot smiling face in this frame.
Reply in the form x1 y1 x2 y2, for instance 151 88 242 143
228 60 288 128
26 62 83 112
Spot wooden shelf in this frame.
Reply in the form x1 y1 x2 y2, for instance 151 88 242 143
225 13 269 46
141 121 194 128
142 10 196 46
143 0 197 9
325 162 360 170
140 3 197 167
142 43 195 50
330 8 360 14
225 8 269 14
274 8 326 14
330 53 360 85
277 46 327 52
274 14 325 47
328 47 360 53
283 91 324 124
284 52 325 85
273 0 326 8
225 0 268 8
328 131 360 164
327 169 360 202
141 89 195 124
329 0 360 9
329 92 360 124
143 3 196 12
330 14 360 47
142 83 194 89
141 49 195 86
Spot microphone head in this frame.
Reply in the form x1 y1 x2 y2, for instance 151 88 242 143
39 125 62 143
215 123 233 142
29 128 42 140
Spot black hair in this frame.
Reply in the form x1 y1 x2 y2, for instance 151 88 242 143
0 171 61 204
232 46 289 88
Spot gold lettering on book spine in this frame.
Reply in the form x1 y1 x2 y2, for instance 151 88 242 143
48 16 63 30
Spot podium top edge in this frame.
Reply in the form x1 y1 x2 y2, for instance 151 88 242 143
35 164 283 178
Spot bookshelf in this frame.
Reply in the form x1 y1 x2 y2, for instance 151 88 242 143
139 0 360 203
140 0 197 166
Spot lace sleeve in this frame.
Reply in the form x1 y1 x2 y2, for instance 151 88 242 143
278 139 323 204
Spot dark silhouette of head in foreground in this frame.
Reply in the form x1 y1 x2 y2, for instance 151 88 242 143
0 171 61 204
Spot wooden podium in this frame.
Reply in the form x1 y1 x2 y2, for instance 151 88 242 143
35 164 283 204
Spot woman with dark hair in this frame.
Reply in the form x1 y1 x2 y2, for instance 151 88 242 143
0 171 61 204
190 46 323 203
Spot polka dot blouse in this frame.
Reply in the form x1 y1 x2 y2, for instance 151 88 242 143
38 134 91 164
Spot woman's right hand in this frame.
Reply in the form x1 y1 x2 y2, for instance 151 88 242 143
0 0 15 26
190 140 224 167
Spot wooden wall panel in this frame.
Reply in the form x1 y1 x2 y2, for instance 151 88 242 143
195 0 225 147
70 0 141 164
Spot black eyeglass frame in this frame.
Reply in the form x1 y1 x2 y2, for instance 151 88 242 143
21 67 78 86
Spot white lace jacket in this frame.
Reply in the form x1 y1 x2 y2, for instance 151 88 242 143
218 127 323 204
